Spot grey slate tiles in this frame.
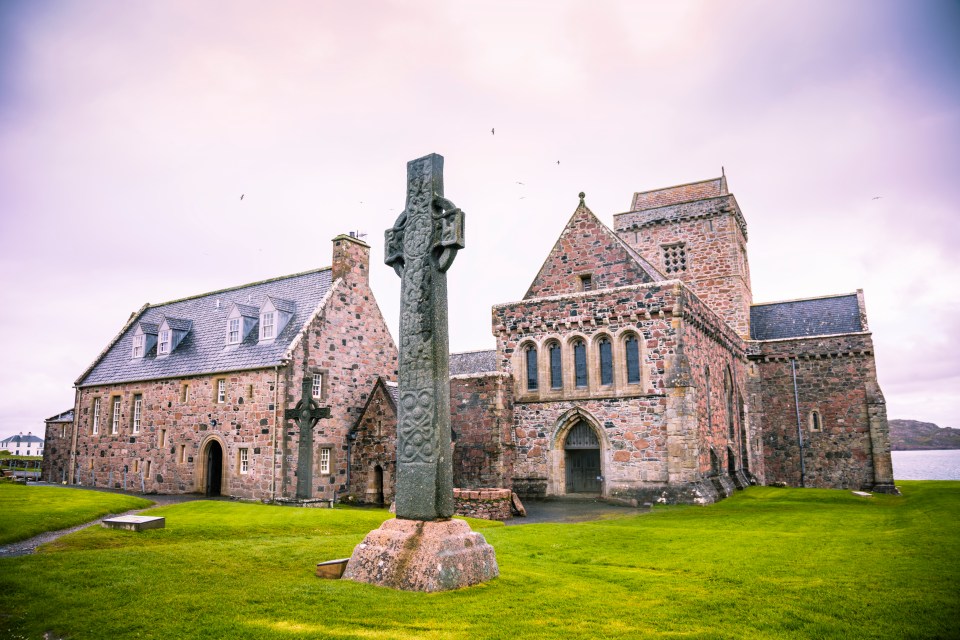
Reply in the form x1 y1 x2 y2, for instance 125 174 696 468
750 293 862 341
78 269 332 386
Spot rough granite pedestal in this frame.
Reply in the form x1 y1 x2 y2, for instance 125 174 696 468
342 518 498 592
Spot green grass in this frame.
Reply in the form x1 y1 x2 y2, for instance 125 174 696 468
1 482 958 639
0 484 152 545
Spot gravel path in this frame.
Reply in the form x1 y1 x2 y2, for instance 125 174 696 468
0 483 204 559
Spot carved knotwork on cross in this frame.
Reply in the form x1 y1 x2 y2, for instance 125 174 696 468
284 375 331 500
384 153 464 521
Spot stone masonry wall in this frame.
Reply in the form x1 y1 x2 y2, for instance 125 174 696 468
450 373 515 489
631 177 726 211
281 241 399 501
615 196 752 337
751 333 885 490
524 204 655 299
73 368 280 498
676 288 755 481
42 417 73 484
346 380 396 505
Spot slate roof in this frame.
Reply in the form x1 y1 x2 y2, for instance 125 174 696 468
384 381 399 406
1 433 44 446
77 268 332 387
449 350 498 375
45 409 74 423
750 293 862 341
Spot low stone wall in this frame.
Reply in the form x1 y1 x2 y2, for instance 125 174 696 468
453 488 513 520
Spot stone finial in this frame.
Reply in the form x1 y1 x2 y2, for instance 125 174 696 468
578 192 586 206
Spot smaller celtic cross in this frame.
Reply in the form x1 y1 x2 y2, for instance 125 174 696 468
284 376 331 500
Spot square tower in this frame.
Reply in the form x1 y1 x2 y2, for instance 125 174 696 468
613 176 753 337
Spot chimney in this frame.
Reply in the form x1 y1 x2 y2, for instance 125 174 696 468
332 233 370 283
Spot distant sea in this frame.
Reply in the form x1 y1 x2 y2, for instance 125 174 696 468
892 450 960 480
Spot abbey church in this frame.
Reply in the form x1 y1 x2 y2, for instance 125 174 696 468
45 175 897 505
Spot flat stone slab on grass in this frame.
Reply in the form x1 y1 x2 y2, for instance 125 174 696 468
102 515 165 531
316 558 350 579
852 491 873 497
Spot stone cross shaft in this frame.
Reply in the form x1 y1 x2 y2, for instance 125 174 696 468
284 376 331 500
385 153 465 520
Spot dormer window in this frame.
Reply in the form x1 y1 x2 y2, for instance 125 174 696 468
227 318 241 344
156 317 192 358
158 330 171 355
132 335 145 358
259 297 294 343
225 303 259 346
261 312 276 340
131 322 158 359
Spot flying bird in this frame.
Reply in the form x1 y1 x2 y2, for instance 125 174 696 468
557 160 560 165
240 194 244 200
516 181 525 185
491 128 495 135
872 196 883 200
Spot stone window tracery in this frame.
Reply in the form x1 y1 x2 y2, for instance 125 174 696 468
661 242 687 274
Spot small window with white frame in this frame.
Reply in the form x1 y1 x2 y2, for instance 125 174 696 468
238 448 249 474
319 447 331 474
227 318 241 345
111 397 121 434
132 394 142 433
92 397 101 435
312 373 323 398
261 312 275 340
158 330 171 355
216 379 226 403
132 334 145 358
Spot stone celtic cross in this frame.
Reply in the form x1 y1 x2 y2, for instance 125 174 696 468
385 153 465 520
284 376 331 500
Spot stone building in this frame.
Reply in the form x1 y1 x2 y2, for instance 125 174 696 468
65 234 398 500
347 176 895 507
41 409 74 483
54 175 896 506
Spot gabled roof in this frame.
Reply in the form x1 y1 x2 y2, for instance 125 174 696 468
750 293 863 341
231 303 260 318
524 200 664 299
77 268 333 387
1 433 44 445
137 322 159 335
450 350 497 375
45 409 74 423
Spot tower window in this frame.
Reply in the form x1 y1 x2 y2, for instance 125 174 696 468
661 242 687 274
579 274 593 291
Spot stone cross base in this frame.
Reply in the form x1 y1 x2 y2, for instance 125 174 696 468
343 518 498 592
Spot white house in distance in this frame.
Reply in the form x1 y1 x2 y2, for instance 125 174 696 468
1 432 44 456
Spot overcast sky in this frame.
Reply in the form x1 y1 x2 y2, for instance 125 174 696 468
1 0 958 442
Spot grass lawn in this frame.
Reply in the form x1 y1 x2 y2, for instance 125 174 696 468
1 481 958 639
0 484 152 545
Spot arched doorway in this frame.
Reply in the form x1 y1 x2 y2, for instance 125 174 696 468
205 441 223 497
564 421 601 494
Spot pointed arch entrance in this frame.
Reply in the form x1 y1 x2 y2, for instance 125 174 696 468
565 422 601 493
548 408 607 497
